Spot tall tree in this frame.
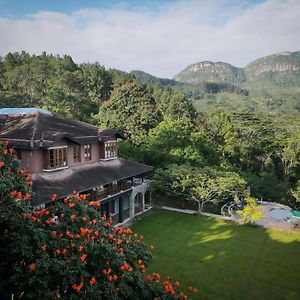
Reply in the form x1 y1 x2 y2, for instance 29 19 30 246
94 82 162 143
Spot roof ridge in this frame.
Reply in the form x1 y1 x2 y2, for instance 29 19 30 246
51 112 99 130
30 113 39 147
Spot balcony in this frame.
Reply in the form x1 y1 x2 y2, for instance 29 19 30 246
97 181 132 199
85 178 149 201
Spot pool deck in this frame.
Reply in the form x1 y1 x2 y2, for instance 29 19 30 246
161 203 299 231
255 202 295 230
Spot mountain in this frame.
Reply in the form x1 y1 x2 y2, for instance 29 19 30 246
173 51 300 87
173 61 245 84
244 51 300 84
131 69 248 99
130 70 182 87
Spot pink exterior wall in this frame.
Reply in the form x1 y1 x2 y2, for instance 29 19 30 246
67 143 100 167
21 142 104 173
91 143 100 162
20 150 44 174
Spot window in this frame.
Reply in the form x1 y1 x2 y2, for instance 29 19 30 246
110 198 119 215
84 144 92 161
73 145 81 163
48 147 67 169
104 141 117 159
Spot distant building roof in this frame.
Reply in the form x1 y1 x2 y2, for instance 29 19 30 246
0 107 52 115
0 109 124 149
31 158 152 206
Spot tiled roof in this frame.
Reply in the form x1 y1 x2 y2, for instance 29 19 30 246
0 110 123 149
31 158 153 206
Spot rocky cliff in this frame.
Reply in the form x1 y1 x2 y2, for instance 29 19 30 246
173 51 300 85
173 61 245 84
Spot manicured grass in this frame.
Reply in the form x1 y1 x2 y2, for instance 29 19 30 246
132 210 300 300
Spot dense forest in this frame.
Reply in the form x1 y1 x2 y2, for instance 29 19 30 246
1 51 300 211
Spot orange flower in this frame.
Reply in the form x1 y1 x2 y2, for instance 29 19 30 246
23 193 31 200
72 282 83 293
51 194 58 202
78 245 84 252
88 200 101 207
90 219 97 225
45 219 52 225
68 202 76 208
29 262 37 271
90 277 97 285
70 214 76 221
179 292 188 300
0 161 4 168
82 217 87 222
2 149 8 155
10 190 17 197
80 254 87 263
137 259 142 265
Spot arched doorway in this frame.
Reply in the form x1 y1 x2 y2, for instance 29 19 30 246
144 191 151 208
134 192 144 214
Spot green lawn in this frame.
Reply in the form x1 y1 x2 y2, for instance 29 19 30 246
132 210 300 300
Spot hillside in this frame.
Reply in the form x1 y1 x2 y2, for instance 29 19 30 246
130 70 181 87
173 61 245 84
131 69 248 100
173 51 300 87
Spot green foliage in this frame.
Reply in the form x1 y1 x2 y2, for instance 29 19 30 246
290 179 300 203
282 131 300 180
0 52 112 122
94 82 162 143
152 86 195 121
152 164 247 212
0 142 193 300
236 197 263 224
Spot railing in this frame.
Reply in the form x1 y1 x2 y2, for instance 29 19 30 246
85 178 149 201
92 181 133 200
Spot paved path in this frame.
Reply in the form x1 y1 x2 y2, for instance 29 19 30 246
162 204 298 231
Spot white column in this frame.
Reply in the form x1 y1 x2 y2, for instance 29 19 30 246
129 192 135 218
142 193 145 211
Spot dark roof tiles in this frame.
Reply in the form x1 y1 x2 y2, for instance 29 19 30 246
0 111 123 149
31 158 153 206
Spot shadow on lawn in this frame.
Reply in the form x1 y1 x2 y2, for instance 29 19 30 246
134 211 300 300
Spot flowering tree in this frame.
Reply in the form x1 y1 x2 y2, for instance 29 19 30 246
0 141 197 299
236 196 263 224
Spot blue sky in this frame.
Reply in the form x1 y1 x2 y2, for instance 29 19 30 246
0 0 265 18
0 0 299 77
1 0 176 18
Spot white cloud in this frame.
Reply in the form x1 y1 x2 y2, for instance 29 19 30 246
0 0 299 77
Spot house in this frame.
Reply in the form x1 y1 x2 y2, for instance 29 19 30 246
0 108 153 225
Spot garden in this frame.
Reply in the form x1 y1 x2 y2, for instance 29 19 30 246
132 210 300 300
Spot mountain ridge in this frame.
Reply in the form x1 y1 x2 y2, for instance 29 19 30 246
172 51 300 86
